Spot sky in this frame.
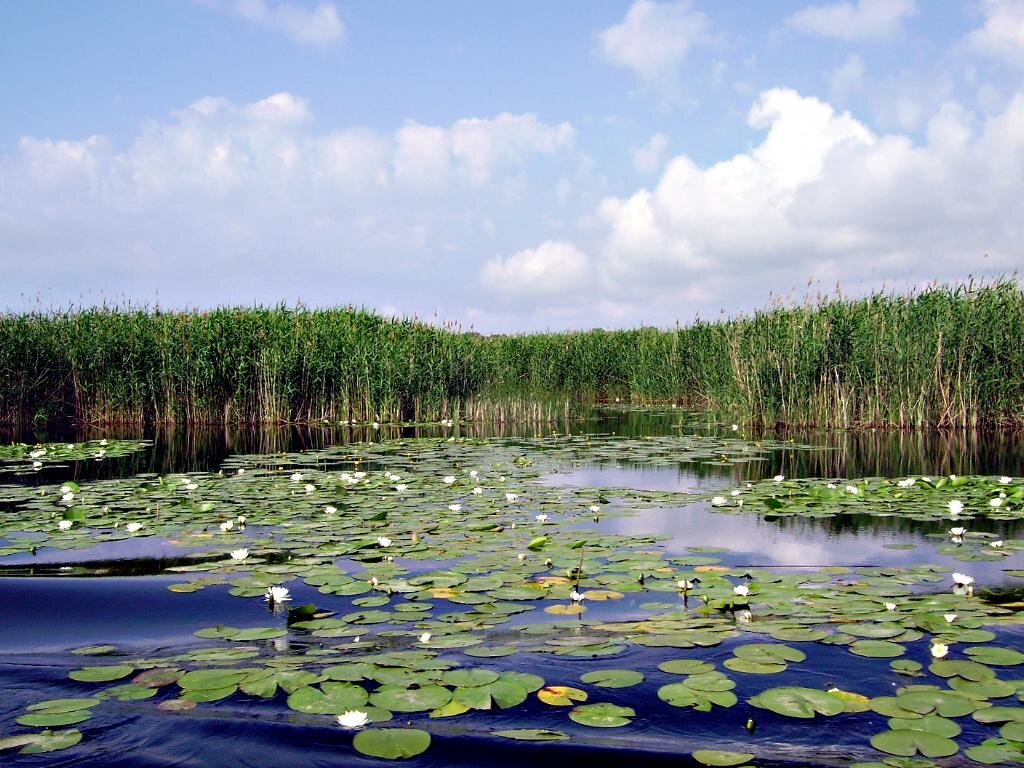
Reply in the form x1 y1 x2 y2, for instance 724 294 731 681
1 0 1022 332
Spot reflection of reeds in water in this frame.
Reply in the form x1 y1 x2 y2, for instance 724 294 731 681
1 280 1021 427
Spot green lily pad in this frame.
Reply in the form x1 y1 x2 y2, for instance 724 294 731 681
692 749 756 766
870 729 959 758
568 702 635 727
352 728 431 759
68 665 134 682
579 669 644 688
493 729 569 741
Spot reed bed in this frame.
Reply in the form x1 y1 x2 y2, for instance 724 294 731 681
1 281 1021 428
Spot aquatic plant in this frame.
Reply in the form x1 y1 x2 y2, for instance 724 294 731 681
1 281 1021 428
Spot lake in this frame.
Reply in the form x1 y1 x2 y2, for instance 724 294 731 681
1 408 1022 766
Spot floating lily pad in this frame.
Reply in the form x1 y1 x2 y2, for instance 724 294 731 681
352 728 431 760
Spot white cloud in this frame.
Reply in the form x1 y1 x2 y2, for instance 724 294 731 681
967 0 1024 65
593 88 1024 307
203 0 344 45
0 93 578 317
632 132 670 173
392 114 575 190
787 0 916 41
597 0 710 83
828 54 865 97
481 240 590 297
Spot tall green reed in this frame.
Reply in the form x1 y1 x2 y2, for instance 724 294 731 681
1 281 1020 428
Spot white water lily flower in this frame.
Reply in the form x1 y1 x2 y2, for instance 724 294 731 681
377 536 392 548
418 632 432 643
733 584 750 598
442 475 455 484
304 484 316 493
570 590 586 602
395 484 408 493
58 520 73 531
944 613 957 623
325 505 337 515
535 514 549 523
353 472 367 480
677 579 695 590
951 572 974 586
230 548 249 561
237 468 245 475
469 470 479 478
506 493 518 502
99 439 108 446
884 602 897 611
517 553 526 561
711 496 727 506
736 610 753 624
336 710 369 728
472 487 483 495
897 478 915 487
370 577 379 587
219 520 234 532
845 485 859 495
773 475 785 482
588 505 601 513
826 483 837 489
731 424 739 431
990 540 1004 548
126 522 143 534
32 461 42 469
265 586 291 603
989 498 1003 508
448 504 462 512
731 489 741 496
931 643 949 659
385 555 395 563
61 492 75 503
949 527 966 537
947 499 964 515
999 476 1012 484
289 472 304 482
29 449 46 459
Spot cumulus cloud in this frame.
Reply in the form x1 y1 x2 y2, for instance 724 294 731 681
0 93 577 316
481 241 590 298
597 0 710 83
828 54 865 97
632 132 670 173
594 88 1023 306
787 0 916 41
202 0 344 45
967 0 1024 65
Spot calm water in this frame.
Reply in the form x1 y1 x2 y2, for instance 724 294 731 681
2 410 1022 767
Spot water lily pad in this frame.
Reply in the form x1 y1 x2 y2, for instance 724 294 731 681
568 702 635 727
493 729 569 741
692 749 756 766
287 683 368 714
352 727 431 759
579 669 644 688
370 684 452 713
869 729 959 758
537 685 588 706
749 687 846 718
68 665 134 682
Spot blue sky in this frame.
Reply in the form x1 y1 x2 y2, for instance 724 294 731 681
1 1 1021 331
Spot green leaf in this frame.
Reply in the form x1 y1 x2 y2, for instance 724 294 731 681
869 729 959 758
692 749 756 766
568 702 635 727
352 728 431 760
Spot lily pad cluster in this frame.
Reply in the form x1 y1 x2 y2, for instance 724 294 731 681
0 434 1022 763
